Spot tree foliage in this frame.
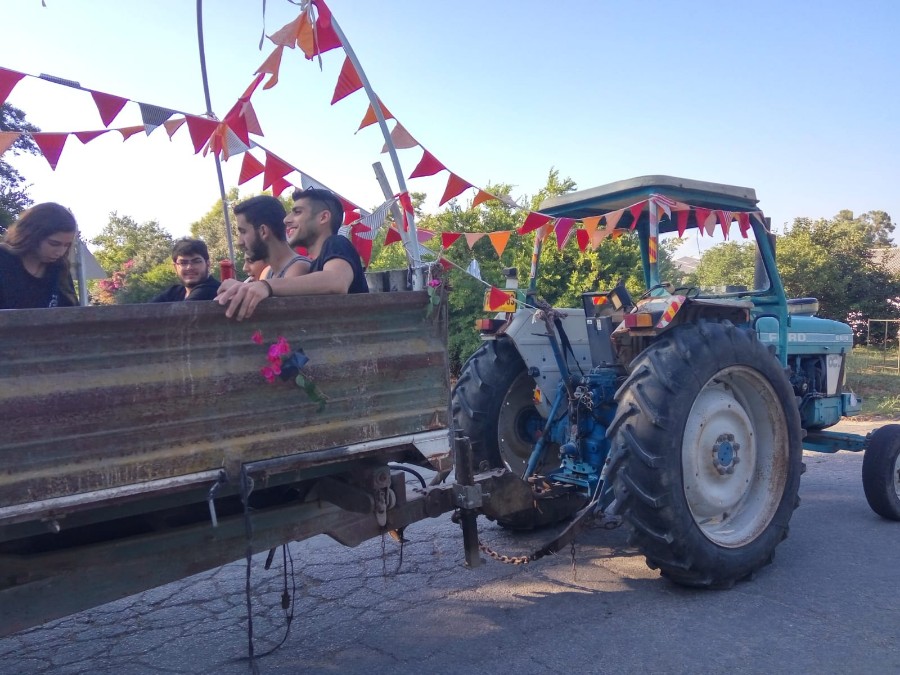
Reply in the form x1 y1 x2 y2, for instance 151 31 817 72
0 103 40 228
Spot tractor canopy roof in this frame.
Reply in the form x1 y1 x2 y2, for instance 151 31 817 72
539 175 760 235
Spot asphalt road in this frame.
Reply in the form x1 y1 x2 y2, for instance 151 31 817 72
2 421 898 675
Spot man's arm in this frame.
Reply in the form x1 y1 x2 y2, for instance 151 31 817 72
216 259 353 321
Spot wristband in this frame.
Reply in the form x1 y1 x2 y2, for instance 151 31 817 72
260 280 274 298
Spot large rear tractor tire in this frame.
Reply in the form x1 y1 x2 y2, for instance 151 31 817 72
862 424 900 521
452 339 551 475
607 321 803 588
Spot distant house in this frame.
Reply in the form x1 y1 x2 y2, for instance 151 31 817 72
672 256 701 274
872 248 900 277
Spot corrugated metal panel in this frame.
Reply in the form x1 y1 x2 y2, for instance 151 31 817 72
0 292 449 509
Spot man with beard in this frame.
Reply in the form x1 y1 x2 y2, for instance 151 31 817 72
151 238 220 302
232 195 310 282
217 188 367 321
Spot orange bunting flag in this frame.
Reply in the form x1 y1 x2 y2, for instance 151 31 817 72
297 13 317 57
332 56 363 104
439 173 473 206
581 216 601 238
464 232 485 249
262 152 293 190
487 286 512 311
518 211 553 235
381 122 418 153
163 117 185 139
0 131 21 156
675 209 690 237
358 99 394 132
271 176 293 198
628 202 644 229
488 231 512 257
384 226 403 246
32 132 69 170
184 115 219 154
238 152 265 185
117 125 145 141
737 212 751 238
441 232 462 249
89 90 128 127
576 229 590 252
256 45 285 90
0 68 25 106
604 208 624 232
554 217 576 250
717 210 733 239
268 14 304 48
409 149 446 179
471 189 495 209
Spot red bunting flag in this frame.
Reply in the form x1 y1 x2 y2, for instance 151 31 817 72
437 256 453 272
0 68 25 106
554 217 576 250
351 231 373 267
409 149 446 179
439 173 473 206
575 229 590 252
417 228 435 243
332 56 363 104
628 202 644 229
262 152 293 190
487 286 512 311
518 211 553 235
441 232 462 249
0 131 20 156
358 99 394 131
339 197 359 224
717 210 733 239
184 115 219 154
384 226 403 246
271 176 293 198
693 208 711 235
89 90 128 127
256 45 285 90
308 0 343 56
32 132 69 170
737 212 751 238
471 190 495 209
675 209 690 237
238 152 265 185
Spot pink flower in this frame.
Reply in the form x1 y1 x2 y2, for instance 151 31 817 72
274 336 291 356
251 330 264 345
260 366 276 383
267 343 283 361
428 278 442 287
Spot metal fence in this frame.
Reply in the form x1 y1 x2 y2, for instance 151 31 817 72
866 318 900 373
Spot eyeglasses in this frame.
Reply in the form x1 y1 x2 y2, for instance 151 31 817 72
174 258 206 268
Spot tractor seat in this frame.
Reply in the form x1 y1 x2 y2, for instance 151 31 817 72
787 298 819 316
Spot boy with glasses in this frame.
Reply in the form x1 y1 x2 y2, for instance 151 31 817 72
151 238 221 302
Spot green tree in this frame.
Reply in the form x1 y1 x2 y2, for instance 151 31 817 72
693 241 757 290
190 187 241 265
0 103 40 228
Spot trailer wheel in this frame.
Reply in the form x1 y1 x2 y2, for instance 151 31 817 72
607 321 803 588
862 424 900 521
452 339 550 474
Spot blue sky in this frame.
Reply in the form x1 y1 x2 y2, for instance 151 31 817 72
1 0 898 249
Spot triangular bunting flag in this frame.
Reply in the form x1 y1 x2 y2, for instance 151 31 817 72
256 45 285 90
238 152 265 185
73 130 106 144
409 149 446 179
351 231 373 267
693 208 712 236
604 209 624 232
437 256 453 272
241 101 264 137
184 115 219 154
676 209 690 237
487 286 512 311
384 226 402 246
471 190 495 209
581 216 601 238
737 212 751 238
0 68 25 106
89 90 129 128
32 132 69 170
268 14 303 48
464 232 485 249
117 125 145 141
554 217 576 250
718 210 733 238
138 102 175 134
357 99 394 132
518 211 553 235
381 122 419 153
416 228 435 243
262 152 293 190
628 202 645 229
308 0 343 57
0 131 20 156
575 229 590 252
163 117 185 138
488 231 512 257
441 232 462 249
331 56 363 105
271 176 293 197
439 173 473 206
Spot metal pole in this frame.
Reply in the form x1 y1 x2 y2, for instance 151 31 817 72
327 10 424 288
75 236 88 306
196 0 236 264
372 162 411 249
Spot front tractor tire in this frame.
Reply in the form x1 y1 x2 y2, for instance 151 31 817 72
452 339 549 475
862 424 900 521
607 321 803 588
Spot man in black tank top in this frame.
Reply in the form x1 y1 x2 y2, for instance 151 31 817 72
218 188 368 321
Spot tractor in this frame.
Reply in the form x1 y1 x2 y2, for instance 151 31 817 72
452 175 900 588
